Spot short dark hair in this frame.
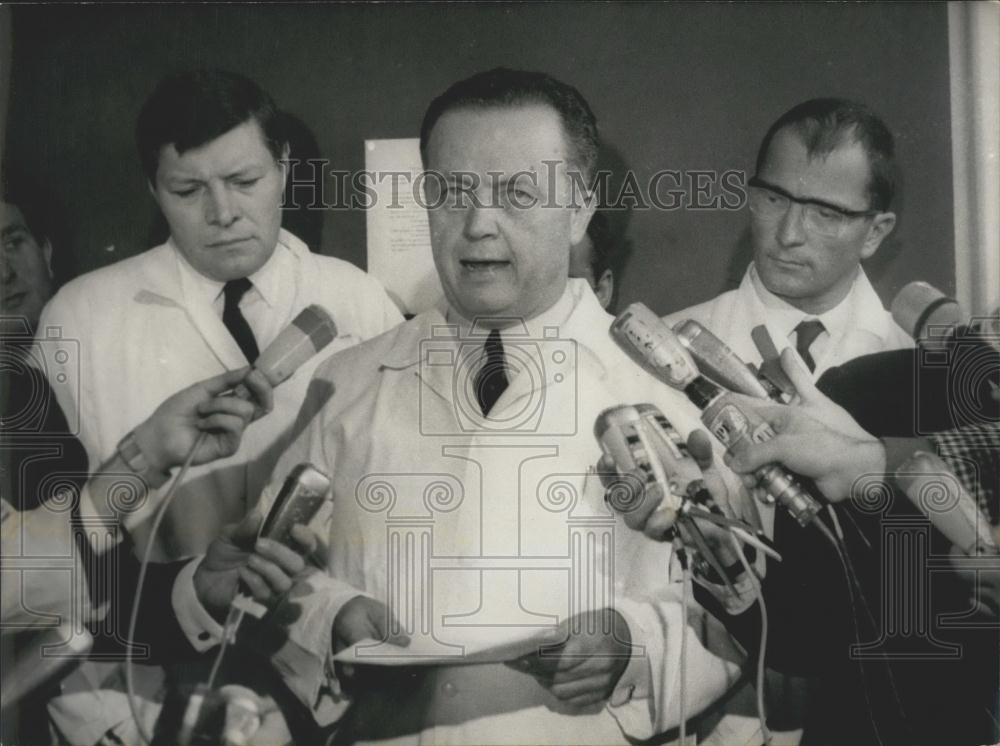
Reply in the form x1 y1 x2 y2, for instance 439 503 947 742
1 165 75 285
419 67 599 184
755 98 896 211
135 69 286 182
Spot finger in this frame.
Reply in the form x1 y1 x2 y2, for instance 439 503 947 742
241 368 274 417
246 554 293 596
238 566 271 602
724 437 786 474
779 347 818 402
227 511 264 549
197 396 257 422
289 524 319 556
561 691 610 710
197 412 247 435
608 469 661 530
643 505 678 540
368 603 411 647
550 673 612 701
254 537 306 576
686 429 716 471
596 454 619 489
200 367 253 396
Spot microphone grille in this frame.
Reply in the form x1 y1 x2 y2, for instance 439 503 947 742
291 305 338 351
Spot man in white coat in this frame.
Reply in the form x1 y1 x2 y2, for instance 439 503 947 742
34 70 402 561
664 98 912 379
253 68 753 745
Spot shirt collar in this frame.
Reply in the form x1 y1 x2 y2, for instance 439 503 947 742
170 234 289 310
444 281 577 343
747 262 887 341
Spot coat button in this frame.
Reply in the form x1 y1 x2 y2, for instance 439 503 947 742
441 681 457 697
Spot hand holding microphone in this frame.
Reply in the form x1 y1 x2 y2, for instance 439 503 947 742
611 304 823 526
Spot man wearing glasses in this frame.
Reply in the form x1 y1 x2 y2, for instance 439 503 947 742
665 98 912 378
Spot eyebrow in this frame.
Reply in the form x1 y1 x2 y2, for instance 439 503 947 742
162 166 264 185
2 224 29 240
750 176 871 215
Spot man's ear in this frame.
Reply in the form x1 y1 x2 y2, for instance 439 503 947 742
594 269 614 310
41 238 54 278
147 179 160 204
569 190 597 247
860 211 896 260
280 143 291 188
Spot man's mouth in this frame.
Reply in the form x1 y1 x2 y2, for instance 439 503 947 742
460 259 510 272
768 255 807 269
208 237 252 248
3 291 26 310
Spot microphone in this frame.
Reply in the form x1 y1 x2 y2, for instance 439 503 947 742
891 281 964 349
674 319 777 400
611 303 823 526
232 304 338 400
894 451 997 557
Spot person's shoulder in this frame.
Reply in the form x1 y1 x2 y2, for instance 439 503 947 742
661 289 735 327
313 315 414 379
43 245 170 315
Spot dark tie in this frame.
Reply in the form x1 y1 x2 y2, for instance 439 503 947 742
222 278 259 364
475 329 508 416
794 318 826 372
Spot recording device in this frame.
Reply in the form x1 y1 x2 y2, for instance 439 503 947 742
232 304 338 401
750 325 797 398
674 319 774 400
611 303 823 526
258 463 331 548
894 451 997 557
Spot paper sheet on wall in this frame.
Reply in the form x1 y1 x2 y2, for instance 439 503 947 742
364 138 442 315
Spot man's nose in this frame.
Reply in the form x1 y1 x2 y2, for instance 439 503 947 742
1 254 15 284
776 202 808 246
462 201 499 241
205 184 239 227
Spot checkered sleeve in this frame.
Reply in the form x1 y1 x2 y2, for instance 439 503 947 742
930 423 1000 524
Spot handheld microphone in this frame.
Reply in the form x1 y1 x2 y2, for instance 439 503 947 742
894 451 997 557
674 319 774 400
232 304 338 400
611 303 823 526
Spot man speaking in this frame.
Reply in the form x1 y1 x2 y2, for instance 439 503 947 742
257 68 750 744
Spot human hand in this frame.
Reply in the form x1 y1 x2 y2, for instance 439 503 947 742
193 511 317 621
779 348 871 440
332 596 410 652
723 398 886 503
508 608 632 710
132 367 273 473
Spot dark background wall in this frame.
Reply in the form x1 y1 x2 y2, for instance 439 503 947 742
5 2 954 315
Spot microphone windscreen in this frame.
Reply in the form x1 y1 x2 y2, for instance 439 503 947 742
254 305 338 388
891 281 963 342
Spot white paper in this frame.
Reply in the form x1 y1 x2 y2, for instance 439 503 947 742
364 138 442 315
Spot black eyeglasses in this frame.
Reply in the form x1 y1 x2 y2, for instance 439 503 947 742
747 175 880 238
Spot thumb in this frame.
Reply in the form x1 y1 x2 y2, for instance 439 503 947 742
227 510 264 550
686 429 715 471
779 347 819 403
724 436 785 474
200 366 253 396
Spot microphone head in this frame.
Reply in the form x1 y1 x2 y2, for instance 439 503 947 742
611 303 700 389
254 304 338 387
891 281 963 344
674 319 770 399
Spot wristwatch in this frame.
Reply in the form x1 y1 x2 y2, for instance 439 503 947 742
117 430 171 489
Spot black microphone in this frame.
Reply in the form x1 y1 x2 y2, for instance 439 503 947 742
611 303 823 527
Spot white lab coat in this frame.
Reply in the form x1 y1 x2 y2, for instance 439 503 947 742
33 229 402 560
262 280 749 745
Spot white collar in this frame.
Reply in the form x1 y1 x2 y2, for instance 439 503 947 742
746 262 891 342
